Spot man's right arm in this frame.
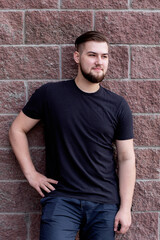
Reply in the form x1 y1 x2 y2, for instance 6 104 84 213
9 111 58 197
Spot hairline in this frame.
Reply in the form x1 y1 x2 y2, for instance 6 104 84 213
76 40 109 53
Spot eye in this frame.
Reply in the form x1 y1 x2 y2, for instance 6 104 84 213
102 55 108 59
88 54 96 57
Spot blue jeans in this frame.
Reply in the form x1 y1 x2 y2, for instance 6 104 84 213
40 196 118 240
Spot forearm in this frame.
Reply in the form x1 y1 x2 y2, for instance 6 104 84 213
118 157 136 211
114 139 136 233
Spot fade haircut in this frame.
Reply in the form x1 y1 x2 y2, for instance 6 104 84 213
75 31 109 52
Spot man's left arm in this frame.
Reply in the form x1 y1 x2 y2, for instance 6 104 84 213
114 139 136 234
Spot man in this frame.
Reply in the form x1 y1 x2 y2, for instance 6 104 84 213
9 31 136 240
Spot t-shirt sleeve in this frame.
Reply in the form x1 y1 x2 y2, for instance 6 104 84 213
22 84 47 119
115 98 134 140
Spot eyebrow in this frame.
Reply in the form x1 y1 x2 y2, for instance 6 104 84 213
87 51 109 55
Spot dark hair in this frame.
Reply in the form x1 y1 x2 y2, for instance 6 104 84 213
75 31 109 51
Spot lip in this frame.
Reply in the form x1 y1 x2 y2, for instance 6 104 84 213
92 67 103 71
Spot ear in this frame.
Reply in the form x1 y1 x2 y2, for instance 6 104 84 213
73 51 80 64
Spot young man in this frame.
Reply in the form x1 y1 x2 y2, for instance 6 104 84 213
9 31 136 240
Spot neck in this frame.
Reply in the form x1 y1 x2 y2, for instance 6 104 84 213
75 76 100 93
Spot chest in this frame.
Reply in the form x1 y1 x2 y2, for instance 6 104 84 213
46 93 118 142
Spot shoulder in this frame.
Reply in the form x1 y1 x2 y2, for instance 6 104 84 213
35 80 73 94
101 86 124 104
101 86 132 114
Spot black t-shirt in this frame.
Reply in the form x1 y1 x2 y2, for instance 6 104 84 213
23 79 133 204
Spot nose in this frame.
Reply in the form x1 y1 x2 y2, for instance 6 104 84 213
95 56 102 65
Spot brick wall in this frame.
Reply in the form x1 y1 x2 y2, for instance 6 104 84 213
0 0 159 239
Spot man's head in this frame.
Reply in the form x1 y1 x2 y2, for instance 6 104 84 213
74 31 109 83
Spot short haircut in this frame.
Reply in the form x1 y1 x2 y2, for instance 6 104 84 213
75 31 109 51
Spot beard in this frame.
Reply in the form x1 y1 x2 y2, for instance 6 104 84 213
80 63 106 83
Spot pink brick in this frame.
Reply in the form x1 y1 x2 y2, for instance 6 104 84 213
133 181 160 211
131 47 160 79
0 0 58 9
0 148 45 180
0 46 59 80
101 80 160 113
0 12 23 44
0 115 15 147
30 148 46 174
62 46 128 79
0 81 26 114
61 0 128 9
133 115 160 146
0 182 41 212
30 214 41 240
61 46 77 80
116 212 158 240
0 149 24 180
27 122 45 147
25 11 93 44
106 46 128 79
132 0 160 9
0 214 27 240
135 149 159 180
95 12 160 44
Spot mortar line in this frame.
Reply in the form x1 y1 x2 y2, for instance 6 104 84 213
91 9 160 13
103 78 160 81
22 11 26 45
128 0 132 9
1 9 160 12
132 211 160 214
0 145 46 149
0 180 27 182
0 146 159 150
0 113 18 116
1 43 160 47
59 45 62 80
58 0 61 9
0 79 62 82
133 113 160 116
26 213 30 240
0 79 160 82
24 80 28 102
1 44 160 47
0 79 160 83
128 45 131 79
1 179 160 183
136 179 160 182
0 212 41 215
0 211 159 214
134 146 160 150
93 10 95 30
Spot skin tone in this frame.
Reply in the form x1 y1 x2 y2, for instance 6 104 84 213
9 40 135 235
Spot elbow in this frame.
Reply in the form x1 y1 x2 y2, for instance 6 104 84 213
9 121 21 143
118 152 135 164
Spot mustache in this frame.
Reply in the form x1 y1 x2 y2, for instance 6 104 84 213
92 65 103 70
